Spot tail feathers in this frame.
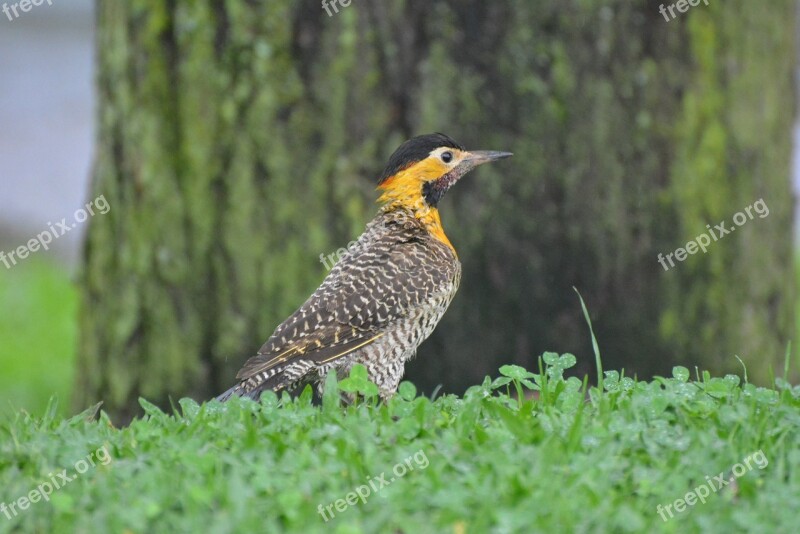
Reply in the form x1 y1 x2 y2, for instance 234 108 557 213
216 359 317 402
215 372 292 402
215 382 264 402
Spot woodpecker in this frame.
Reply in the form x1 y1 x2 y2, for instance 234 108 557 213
217 133 512 401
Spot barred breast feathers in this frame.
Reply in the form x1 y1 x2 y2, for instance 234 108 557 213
233 208 461 385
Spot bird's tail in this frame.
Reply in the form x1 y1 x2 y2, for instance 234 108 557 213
214 382 263 402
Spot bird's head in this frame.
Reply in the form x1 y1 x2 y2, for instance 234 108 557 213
377 133 512 212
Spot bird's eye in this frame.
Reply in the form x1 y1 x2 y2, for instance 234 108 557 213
441 151 453 163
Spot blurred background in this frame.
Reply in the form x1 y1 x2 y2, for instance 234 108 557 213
0 0 797 422
0 0 92 416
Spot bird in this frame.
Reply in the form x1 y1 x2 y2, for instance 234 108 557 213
216 133 512 402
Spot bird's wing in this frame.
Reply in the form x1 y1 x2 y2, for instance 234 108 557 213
234 224 458 383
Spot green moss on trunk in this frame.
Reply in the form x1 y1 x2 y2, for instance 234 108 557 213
77 0 795 420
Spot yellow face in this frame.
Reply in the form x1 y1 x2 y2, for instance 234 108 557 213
375 138 511 254
377 147 472 254
376 147 470 211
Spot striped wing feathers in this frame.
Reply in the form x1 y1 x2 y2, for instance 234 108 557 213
235 221 455 383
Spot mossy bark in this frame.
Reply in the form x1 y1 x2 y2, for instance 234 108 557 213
76 0 795 420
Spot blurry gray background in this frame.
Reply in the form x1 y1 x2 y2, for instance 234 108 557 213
0 0 93 266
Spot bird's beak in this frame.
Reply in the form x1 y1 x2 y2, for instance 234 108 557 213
464 150 514 167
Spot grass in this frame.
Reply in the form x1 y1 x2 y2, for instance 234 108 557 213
0 356 798 533
0 269 798 532
0 259 77 419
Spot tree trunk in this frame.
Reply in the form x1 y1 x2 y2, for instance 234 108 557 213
76 0 795 420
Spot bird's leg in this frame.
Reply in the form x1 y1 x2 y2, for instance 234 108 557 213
378 388 397 403
315 367 358 405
